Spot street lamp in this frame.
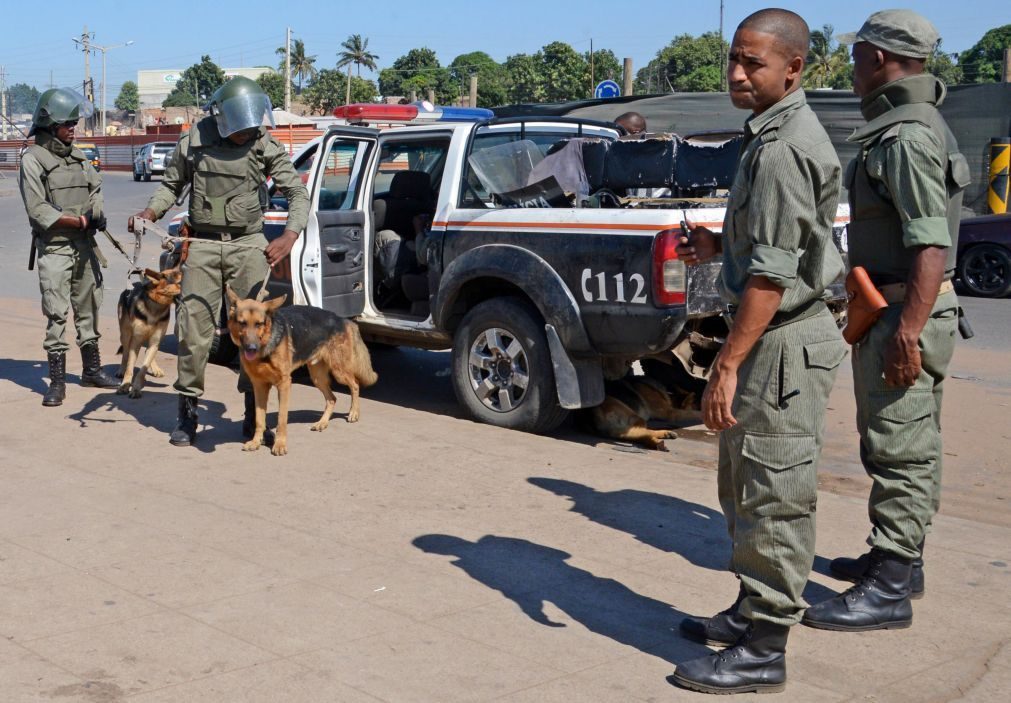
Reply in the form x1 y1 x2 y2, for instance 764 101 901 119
73 36 134 136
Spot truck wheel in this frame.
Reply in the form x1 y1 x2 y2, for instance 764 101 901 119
958 244 1011 298
451 297 568 433
207 304 238 366
133 169 141 182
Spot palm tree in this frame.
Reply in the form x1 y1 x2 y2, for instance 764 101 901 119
275 39 318 94
337 34 379 105
805 25 848 89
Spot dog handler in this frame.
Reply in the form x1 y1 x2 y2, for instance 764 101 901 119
20 88 119 407
671 9 846 694
802 10 968 630
133 76 309 447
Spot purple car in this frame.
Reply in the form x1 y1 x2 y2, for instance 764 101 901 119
957 213 1011 298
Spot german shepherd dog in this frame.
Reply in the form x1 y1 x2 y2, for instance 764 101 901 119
115 266 182 398
225 286 378 456
586 375 699 451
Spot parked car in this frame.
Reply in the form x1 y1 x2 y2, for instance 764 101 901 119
957 213 1011 298
75 142 101 171
133 142 177 182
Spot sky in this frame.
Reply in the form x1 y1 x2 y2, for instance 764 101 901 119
0 0 1005 109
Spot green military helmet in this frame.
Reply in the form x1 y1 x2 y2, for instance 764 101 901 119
29 87 95 137
207 75 276 139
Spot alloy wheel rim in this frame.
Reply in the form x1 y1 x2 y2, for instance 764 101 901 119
467 327 529 413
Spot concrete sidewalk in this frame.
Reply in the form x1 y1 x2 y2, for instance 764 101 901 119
0 296 1008 702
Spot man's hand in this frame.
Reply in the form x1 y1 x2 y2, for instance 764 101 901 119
675 223 720 265
702 365 738 431
129 208 157 232
264 229 299 268
884 332 922 387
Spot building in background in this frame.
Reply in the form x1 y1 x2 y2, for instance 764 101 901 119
137 67 274 108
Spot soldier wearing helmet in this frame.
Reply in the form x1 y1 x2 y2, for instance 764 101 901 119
19 87 119 407
133 75 309 447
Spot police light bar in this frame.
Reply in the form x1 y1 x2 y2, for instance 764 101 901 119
332 103 493 124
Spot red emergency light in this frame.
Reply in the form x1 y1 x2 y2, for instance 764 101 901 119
333 104 419 123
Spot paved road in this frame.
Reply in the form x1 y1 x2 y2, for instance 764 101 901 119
1 172 1009 701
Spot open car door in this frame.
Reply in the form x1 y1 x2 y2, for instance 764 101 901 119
299 127 378 317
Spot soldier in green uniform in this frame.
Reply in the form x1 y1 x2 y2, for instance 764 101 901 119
133 76 309 447
670 9 846 694
19 88 119 407
802 10 968 631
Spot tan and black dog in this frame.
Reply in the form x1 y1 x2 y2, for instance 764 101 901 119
225 286 378 456
116 266 182 398
586 375 699 450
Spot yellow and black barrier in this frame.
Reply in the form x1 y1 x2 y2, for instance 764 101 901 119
989 137 1010 214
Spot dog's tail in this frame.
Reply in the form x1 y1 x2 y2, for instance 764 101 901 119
347 321 378 387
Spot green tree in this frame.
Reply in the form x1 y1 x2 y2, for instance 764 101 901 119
304 69 377 115
448 51 507 107
503 53 544 103
540 42 587 102
586 48 623 93
163 55 226 107
958 25 1010 83
256 72 289 109
275 39 318 94
337 34 379 105
8 83 41 115
804 25 851 89
114 80 140 111
378 47 453 102
927 42 963 85
635 33 727 93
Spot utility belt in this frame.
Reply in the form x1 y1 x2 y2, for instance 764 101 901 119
724 298 826 332
28 230 107 270
189 229 259 241
876 279 954 305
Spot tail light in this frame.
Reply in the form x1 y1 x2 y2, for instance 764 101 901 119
652 228 686 306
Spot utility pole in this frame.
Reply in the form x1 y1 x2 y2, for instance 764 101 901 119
1 65 7 140
622 57 633 96
590 38 595 97
284 27 292 111
469 74 478 108
74 31 132 136
1003 48 1011 83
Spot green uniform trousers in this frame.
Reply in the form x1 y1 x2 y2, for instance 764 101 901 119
718 307 846 626
853 289 958 561
173 233 269 398
36 235 104 354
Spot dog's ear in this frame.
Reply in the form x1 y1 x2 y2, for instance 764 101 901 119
225 285 241 306
143 268 163 282
264 294 287 313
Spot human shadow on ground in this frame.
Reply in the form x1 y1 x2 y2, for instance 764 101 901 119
0 358 52 396
66 388 236 454
413 533 711 665
527 478 839 605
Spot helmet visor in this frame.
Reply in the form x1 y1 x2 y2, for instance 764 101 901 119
63 88 96 120
213 93 275 138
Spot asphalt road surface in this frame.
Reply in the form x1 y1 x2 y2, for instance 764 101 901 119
1 172 1008 525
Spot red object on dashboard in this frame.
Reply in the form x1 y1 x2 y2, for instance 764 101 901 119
333 104 419 122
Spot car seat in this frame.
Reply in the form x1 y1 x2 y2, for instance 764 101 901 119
383 171 433 240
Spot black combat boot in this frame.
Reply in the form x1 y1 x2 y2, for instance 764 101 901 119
79 342 119 388
803 549 913 631
241 391 274 447
170 394 199 447
679 585 750 646
42 352 67 407
830 541 925 599
671 620 789 695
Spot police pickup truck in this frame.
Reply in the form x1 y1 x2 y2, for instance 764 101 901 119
168 103 849 434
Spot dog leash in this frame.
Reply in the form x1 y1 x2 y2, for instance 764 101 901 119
131 217 274 294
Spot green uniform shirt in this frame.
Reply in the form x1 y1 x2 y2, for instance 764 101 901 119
146 120 310 235
719 89 844 311
19 139 102 236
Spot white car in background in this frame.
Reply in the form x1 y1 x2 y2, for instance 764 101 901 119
133 142 177 182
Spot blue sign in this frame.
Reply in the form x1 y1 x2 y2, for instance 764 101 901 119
594 80 621 99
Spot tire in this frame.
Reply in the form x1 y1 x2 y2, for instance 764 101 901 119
207 304 238 366
958 244 1011 298
133 169 141 182
451 297 568 433
143 168 152 182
